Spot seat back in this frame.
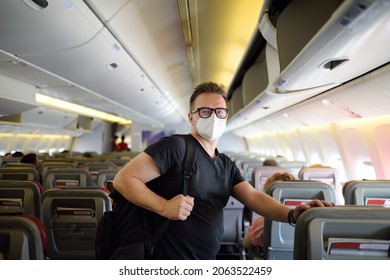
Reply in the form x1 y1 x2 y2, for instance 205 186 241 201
0 167 39 181
278 160 306 178
343 180 390 205
44 168 91 190
0 156 20 167
96 169 119 190
218 197 245 259
0 214 47 259
298 166 344 205
3 163 35 168
251 166 290 192
40 162 74 186
41 188 111 259
263 180 336 260
0 180 42 219
106 158 128 168
240 160 263 184
294 206 390 260
84 162 117 187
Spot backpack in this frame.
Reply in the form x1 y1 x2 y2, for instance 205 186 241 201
95 135 195 259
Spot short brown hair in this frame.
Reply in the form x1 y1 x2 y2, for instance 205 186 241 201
189 81 227 111
263 172 297 194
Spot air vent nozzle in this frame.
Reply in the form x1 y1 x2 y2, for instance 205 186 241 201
322 58 349 70
22 0 48 10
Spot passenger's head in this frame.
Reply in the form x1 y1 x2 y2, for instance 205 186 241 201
12 151 24 157
263 172 297 194
189 81 228 111
188 81 228 142
20 153 39 168
82 152 92 158
262 158 278 166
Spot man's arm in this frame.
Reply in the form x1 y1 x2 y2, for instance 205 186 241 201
113 152 194 220
232 181 334 223
233 181 291 222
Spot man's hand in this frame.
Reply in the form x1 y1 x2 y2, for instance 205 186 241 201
293 200 335 221
162 195 194 220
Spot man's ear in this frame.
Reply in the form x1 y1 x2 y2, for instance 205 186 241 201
188 112 194 126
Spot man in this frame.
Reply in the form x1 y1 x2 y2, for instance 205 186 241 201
113 81 333 259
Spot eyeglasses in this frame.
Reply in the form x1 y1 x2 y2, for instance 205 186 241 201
191 107 229 119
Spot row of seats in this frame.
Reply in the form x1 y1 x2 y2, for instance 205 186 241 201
0 169 117 259
262 179 390 260
294 206 390 260
220 154 390 260
2 162 389 260
263 180 337 260
0 154 131 169
0 164 119 191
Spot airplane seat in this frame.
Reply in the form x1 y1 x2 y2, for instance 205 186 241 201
0 180 42 219
251 166 291 192
263 180 336 260
83 162 117 187
298 166 344 205
40 162 74 186
294 206 390 260
41 188 112 259
3 162 35 168
342 180 390 205
0 167 40 182
96 169 119 192
217 196 245 259
248 165 292 226
30 179 45 194
0 213 48 260
44 168 91 191
278 160 306 178
241 160 263 185
0 157 21 168
106 158 128 168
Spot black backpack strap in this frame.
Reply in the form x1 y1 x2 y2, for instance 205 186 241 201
150 134 196 246
182 134 195 195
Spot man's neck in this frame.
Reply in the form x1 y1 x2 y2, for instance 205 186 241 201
190 132 218 158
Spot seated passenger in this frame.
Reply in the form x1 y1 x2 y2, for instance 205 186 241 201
20 152 42 183
262 158 278 167
243 172 297 257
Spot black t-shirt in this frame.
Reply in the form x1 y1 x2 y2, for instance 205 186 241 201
144 134 245 259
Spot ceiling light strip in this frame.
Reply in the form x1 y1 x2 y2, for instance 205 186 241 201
35 93 131 125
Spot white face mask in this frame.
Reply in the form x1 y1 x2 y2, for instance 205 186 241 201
195 113 226 141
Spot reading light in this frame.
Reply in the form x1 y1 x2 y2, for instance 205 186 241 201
35 93 132 125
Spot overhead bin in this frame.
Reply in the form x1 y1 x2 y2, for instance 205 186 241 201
242 49 268 107
228 86 244 117
273 0 390 92
227 0 390 133
227 40 335 132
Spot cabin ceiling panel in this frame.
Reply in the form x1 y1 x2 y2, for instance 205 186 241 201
0 51 69 88
21 30 141 97
0 0 188 130
0 97 38 117
0 0 102 55
101 0 193 120
84 0 129 21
